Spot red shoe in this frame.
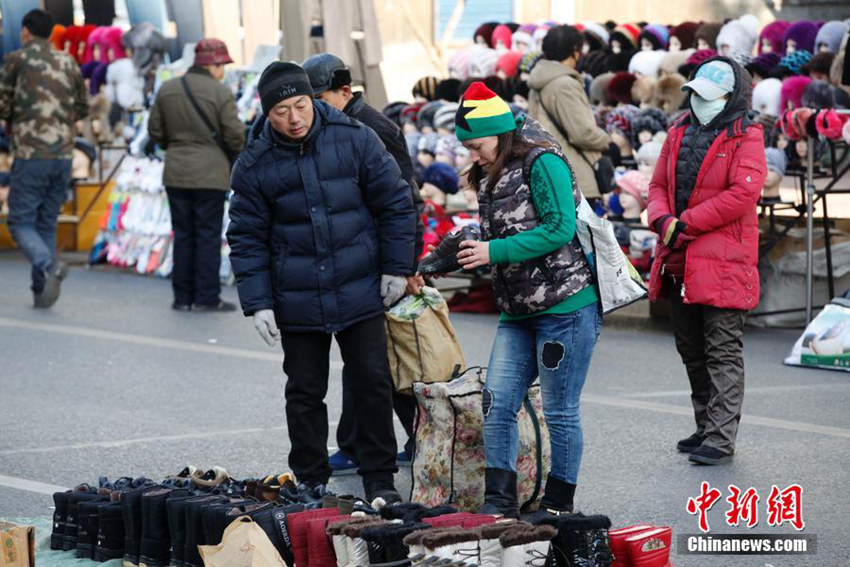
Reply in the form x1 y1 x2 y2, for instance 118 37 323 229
422 512 475 527
286 508 340 567
461 514 498 528
609 524 655 567
307 514 350 567
626 526 673 567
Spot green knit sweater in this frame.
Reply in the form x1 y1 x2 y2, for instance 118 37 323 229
488 152 598 321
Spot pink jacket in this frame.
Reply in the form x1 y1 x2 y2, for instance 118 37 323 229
647 117 766 310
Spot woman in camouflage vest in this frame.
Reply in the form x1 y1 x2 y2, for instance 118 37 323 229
453 82 602 519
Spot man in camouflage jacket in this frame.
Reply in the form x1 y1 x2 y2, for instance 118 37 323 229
0 9 88 308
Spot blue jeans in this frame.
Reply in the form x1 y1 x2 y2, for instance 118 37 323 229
484 302 602 484
7 159 71 293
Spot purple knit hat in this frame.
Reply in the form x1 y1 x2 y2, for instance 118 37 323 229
745 52 781 79
640 24 669 50
759 21 790 55
783 21 819 54
518 23 537 35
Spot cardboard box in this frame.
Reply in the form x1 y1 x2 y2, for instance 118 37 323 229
0 521 35 567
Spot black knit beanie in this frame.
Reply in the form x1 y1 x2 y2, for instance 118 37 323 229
258 61 314 115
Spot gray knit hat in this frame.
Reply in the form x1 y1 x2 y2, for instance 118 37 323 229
765 147 787 176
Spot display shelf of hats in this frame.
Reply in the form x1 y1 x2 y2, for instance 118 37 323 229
0 138 114 253
86 156 234 285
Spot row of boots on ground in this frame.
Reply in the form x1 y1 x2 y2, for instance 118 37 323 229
49 472 673 566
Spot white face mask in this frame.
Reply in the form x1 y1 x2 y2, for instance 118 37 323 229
691 93 728 126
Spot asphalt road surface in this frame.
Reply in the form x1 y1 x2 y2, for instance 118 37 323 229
0 253 847 566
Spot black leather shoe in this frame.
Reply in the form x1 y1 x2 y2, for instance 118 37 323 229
364 477 403 506
171 302 192 312
193 300 237 313
688 444 733 466
418 225 481 275
676 433 705 453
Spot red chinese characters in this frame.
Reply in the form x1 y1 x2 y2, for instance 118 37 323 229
686 481 723 532
766 484 805 531
726 484 760 528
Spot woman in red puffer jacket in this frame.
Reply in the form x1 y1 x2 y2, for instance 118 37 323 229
647 56 766 467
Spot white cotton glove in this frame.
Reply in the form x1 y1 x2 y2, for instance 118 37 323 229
253 309 280 347
381 275 408 308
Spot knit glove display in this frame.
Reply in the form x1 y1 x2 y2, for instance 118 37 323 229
657 215 695 249
253 309 280 347
381 275 408 308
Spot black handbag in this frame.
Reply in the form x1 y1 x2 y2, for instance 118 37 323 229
180 76 237 168
538 98 617 194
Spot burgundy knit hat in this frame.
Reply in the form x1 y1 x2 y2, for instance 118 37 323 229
474 22 498 46
606 72 638 105
759 21 790 55
194 38 234 66
670 22 700 50
680 49 718 77
783 21 819 54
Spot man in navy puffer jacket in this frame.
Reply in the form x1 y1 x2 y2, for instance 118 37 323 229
227 62 416 503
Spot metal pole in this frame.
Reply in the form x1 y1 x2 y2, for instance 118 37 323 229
805 136 815 323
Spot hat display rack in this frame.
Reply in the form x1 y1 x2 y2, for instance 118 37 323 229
751 108 850 324
804 108 850 322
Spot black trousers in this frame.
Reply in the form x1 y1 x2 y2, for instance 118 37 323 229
337 377 416 459
166 188 226 307
668 282 747 454
281 315 398 485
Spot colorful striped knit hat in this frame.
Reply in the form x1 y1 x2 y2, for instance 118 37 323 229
455 82 517 141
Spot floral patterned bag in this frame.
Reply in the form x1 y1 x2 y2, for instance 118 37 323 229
410 367 550 512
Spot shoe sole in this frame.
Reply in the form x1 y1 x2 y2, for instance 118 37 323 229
688 453 733 466
38 263 69 308
677 444 700 453
329 467 359 477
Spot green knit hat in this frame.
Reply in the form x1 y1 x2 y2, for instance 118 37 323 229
455 81 517 141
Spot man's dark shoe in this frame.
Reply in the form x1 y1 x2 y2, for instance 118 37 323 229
94 502 126 562
677 433 705 453
417 225 481 274
171 302 192 312
396 449 413 468
478 468 521 519
192 300 237 312
689 444 733 466
364 478 403 506
329 450 359 476
37 261 69 308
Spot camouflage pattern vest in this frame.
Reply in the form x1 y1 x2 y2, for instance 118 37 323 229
477 117 594 316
